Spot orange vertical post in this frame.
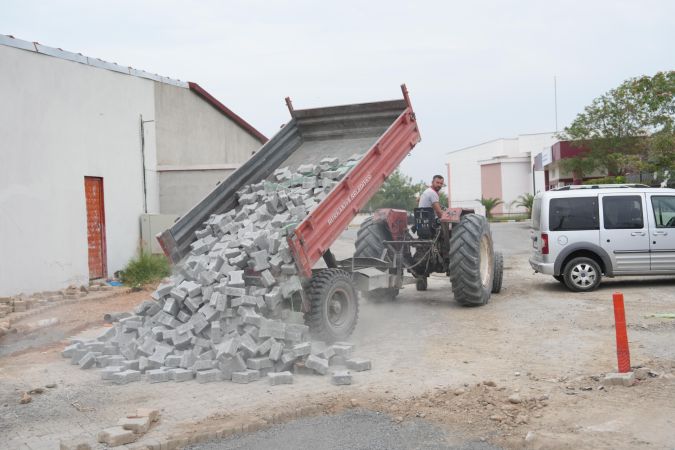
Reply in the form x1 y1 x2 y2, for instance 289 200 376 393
612 292 631 373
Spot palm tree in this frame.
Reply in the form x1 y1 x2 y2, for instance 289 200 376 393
514 193 535 219
476 197 504 219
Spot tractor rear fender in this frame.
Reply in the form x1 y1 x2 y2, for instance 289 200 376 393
372 208 408 240
441 208 475 224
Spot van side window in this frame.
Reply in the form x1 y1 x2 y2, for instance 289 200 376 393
532 198 541 230
549 197 599 231
651 196 675 228
603 196 643 229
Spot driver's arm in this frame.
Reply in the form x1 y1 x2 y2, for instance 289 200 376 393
432 201 443 219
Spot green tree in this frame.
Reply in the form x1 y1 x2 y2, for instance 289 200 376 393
437 190 449 208
364 171 450 212
477 197 503 219
514 193 535 219
559 71 675 179
365 170 422 211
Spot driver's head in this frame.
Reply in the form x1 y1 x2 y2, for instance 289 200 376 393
431 175 444 192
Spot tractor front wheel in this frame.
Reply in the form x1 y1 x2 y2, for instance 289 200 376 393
307 269 359 342
492 251 504 294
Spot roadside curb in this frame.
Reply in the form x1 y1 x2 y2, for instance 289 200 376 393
3 288 130 328
128 405 324 449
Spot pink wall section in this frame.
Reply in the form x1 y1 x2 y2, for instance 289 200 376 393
480 163 503 214
447 163 452 206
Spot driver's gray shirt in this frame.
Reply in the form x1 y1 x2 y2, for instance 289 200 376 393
419 188 439 208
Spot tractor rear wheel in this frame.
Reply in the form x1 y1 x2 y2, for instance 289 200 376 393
448 214 494 306
354 216 399 301
492 251 503 294
307 269 359 342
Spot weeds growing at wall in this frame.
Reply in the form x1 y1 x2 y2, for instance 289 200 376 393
120 250 170 289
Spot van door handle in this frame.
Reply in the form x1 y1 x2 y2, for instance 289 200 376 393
631 231 646 236
653 230 668 236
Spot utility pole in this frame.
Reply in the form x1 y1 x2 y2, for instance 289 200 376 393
554 75 559 132
140 114 155 214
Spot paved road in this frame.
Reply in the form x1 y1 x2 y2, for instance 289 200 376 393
187 409 500 450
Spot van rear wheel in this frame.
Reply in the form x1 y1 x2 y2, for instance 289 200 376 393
563 257 601 292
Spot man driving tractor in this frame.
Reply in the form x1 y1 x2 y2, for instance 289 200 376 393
418 175 445 218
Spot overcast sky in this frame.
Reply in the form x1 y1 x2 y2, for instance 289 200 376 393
4 1 674 182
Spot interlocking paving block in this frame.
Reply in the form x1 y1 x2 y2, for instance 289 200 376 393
268 371 293 385
232 369 260 384
346 358 372 372
331 370 352 385
169 368 195 382
97 426 136 446
111 370 142 385
101 365 124 381
117 415 151 434
147 368 171 383
305 355 329 375
196 368 223 383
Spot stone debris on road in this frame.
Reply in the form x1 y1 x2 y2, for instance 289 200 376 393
61 157 371 387
602 371 636 387
91 408 160 448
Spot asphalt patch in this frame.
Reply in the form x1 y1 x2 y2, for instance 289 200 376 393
186 409 501 450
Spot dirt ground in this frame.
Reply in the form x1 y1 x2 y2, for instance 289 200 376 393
1 222 674 449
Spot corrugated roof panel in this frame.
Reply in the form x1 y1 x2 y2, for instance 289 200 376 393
1 33 187 88
86 57 131 75
35 43 88 64
128 68 162 83
0 34 36 51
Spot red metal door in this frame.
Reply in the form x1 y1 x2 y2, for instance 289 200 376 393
84 177 107 279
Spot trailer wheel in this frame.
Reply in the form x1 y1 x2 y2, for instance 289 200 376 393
354 216 399 301
492 251 503 294
448 214 494 306
307 269 359 342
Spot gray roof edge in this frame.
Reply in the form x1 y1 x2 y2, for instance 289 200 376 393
447 131 558 155
1 34 188 88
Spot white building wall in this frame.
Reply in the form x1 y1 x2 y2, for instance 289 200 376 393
0 45 155 295
154 83 262 215
448 133 556 211
500 161 532 214
448 138 518 210
519 133 558 193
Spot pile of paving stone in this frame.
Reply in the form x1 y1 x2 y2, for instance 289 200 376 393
62 156 371 386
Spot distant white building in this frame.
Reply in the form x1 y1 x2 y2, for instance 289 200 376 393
446 133 556 214
0 35 266 296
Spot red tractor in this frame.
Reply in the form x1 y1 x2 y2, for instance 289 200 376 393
350 206 503 306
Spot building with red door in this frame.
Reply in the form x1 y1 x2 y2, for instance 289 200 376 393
0 35 267 296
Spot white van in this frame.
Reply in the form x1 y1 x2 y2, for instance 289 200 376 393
529 185 675 291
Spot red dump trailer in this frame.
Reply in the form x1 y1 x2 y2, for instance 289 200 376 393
158 85 498 342
158 85 419 340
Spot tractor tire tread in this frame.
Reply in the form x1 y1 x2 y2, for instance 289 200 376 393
307 268 359 342
492 251 504 294
448 214 493 306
